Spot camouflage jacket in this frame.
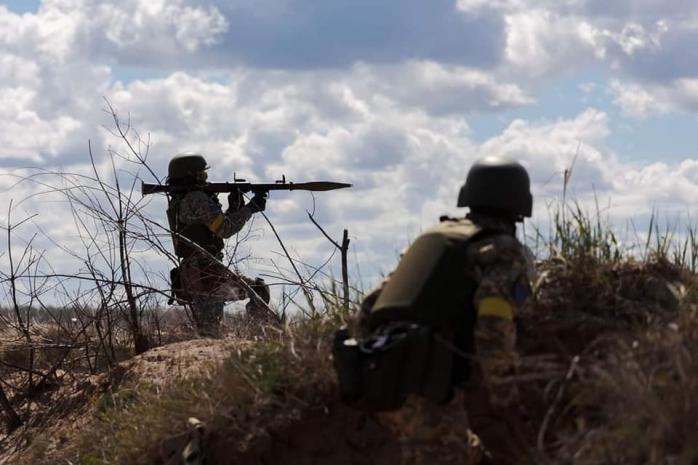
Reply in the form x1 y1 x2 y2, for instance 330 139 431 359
176 191 253 240
360 213 534 408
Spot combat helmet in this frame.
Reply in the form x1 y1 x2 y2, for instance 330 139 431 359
167 152 208 182
457 156 532 220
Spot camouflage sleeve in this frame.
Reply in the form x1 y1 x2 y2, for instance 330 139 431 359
218 205 253 238
179 191 253 239
469 234 532 408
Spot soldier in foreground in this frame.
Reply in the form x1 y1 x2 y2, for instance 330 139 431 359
334 156 534 464
166 153 271 336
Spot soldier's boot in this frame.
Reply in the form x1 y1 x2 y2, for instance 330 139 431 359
245 278 275 323
195 301 224 338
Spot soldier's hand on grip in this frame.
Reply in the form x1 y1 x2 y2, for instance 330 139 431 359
227 189 244 211
248 192 267 213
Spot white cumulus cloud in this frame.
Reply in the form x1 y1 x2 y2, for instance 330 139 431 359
2 0 698 295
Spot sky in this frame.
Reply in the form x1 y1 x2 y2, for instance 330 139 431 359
2 0 698 306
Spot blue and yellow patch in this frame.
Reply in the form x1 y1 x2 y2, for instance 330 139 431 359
207 214 225 233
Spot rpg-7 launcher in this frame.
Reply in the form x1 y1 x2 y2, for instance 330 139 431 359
141 175 352 196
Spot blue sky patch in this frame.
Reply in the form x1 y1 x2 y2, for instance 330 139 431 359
2 0 40 14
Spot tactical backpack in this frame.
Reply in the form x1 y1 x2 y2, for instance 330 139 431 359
333 218 490 411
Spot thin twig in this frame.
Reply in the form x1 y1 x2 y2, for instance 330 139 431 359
537 355 580 454
258 208 316 314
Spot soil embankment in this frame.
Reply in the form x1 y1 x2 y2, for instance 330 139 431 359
1 256 694 464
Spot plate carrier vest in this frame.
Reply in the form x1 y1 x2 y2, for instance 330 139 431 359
167 192 225 258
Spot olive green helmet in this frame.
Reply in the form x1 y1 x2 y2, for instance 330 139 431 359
167 152 208 181
457 156 532 219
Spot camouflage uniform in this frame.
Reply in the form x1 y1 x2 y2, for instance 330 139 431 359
174 190 270 335
360 213 533 464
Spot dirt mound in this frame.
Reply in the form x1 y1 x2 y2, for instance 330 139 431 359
116 337 242 386
3 257 693 465
519 256 686 355
204 402 401 465
0 337 242 465
0 369 98 464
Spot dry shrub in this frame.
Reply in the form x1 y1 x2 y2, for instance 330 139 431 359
515 233 698 465
551 306 698 465
520 255 686 359
0 345 33 374
25 316 335 465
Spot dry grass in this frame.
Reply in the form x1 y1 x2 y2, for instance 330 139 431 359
6 204 698 465
18 316 336 465
548 306 698 464
516 204 698 464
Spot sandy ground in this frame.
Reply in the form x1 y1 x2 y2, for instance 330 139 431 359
0 337 238 464
1 334 404 465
